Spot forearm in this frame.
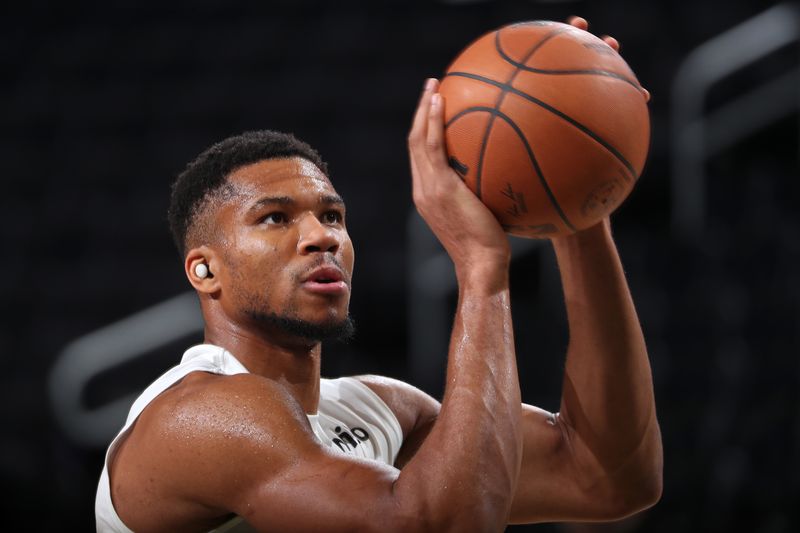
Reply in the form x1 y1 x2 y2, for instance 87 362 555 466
400 76 524 530
552 221 662 496
394 269 522 531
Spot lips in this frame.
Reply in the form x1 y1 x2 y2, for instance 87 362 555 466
301 265 349 295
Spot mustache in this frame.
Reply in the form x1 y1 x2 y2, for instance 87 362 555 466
295 254 349 282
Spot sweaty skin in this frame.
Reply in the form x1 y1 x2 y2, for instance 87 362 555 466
107 16 661 533
110 153 523 532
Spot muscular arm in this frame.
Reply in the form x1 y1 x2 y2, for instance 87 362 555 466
112 80 523 533
509 221 662 523
394 75 523 529
370 223 662 525
507 18 661 521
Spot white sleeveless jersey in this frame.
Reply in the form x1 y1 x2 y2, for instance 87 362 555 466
95 344 404 533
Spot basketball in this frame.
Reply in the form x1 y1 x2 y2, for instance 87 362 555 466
439 21 650 238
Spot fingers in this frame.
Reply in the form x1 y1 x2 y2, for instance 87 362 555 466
409 77 449 172
567 15 650 102
410 78 437 148
569 16 622 52
426 93 448 168
566 17 646 102
572 15 618 54
409 78 437 191
567 16 588 30
601 35 620 52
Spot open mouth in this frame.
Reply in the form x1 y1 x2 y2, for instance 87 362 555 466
302 266 348 295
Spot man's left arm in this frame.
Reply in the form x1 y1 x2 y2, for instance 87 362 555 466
360 221 662 525
508 220 662 524
360 15 660 522
510 16 661 522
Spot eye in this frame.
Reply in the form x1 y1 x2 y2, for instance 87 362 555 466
262 212 288 225
322 210 343 224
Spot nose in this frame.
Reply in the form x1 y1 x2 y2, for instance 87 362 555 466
297 214 341 255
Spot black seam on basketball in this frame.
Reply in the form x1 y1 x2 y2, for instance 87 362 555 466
494 26 567 70
445 106 576 232
521 68 640 89
475 117 496 199
444 71 637 181
494 29 642 89
501 65 641 90
474 30 559 200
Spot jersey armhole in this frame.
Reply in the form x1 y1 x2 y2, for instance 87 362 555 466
345 377 404 436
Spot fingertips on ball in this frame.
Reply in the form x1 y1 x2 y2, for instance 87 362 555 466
567 16 588 30
602 36 620 51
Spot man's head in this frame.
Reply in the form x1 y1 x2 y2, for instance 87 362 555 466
168 131 355 344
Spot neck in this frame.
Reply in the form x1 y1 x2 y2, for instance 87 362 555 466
203 318 322 415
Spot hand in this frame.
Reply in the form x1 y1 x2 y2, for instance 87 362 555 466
408 78 510 282
567 16 651 102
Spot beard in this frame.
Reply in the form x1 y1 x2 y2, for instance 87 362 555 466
246 309 356 343
228 252 356 343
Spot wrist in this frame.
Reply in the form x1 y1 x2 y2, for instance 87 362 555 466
455 258 510 295
551 218 612 255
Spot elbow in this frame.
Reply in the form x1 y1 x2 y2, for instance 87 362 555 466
641 468 664 509
622 471 663 516
627 429 664 515
602 464 663 521
606 423 664 520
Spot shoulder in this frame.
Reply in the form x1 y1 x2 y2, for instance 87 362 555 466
111 372 317 530
350 375 440 437
123 369 314 457
145 371 310 438
146 371 314 453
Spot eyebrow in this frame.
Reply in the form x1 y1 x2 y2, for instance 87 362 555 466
321 194 346 207
247 194 346 213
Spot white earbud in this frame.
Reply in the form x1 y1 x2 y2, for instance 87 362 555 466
195 263 209 279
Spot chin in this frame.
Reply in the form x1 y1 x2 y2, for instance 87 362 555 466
247 308 356 343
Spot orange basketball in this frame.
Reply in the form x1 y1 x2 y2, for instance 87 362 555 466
439 21 650 238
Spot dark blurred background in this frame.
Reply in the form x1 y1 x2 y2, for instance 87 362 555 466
3 0 799 531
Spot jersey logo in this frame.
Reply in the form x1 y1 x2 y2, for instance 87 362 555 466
331 425 370 453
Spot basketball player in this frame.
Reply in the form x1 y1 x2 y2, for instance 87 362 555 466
96 17 661 532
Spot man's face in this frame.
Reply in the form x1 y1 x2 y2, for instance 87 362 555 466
212 156 355 341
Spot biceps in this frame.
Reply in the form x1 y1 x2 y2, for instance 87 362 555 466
237 450 407 532
509 405 593 523
509 405 628 524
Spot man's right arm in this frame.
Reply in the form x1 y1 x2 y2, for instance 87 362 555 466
251 78 523 531
231 277 520 532
115 79 524 533
117 355 515 532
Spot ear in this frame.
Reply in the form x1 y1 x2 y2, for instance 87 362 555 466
185 245 222 295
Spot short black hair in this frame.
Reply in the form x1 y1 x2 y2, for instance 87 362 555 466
168 130 328 257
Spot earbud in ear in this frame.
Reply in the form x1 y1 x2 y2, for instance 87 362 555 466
195 263 209 279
